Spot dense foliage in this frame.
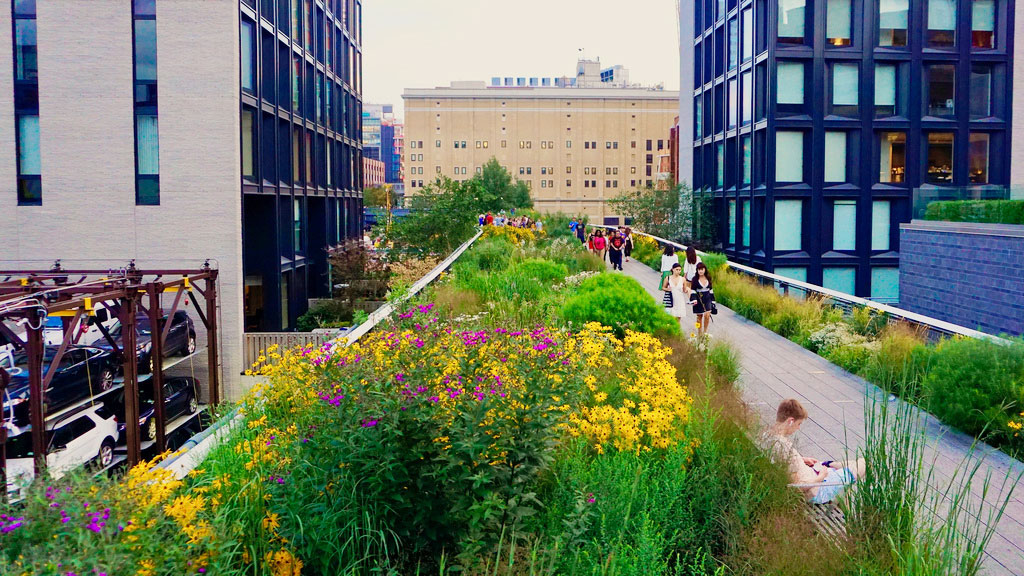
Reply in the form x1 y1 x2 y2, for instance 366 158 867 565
387 161 533 255
924 199 1024 225
608 183 717 248
561 274 682 338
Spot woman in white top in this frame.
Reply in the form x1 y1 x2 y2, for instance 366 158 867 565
662 264 688 328
660 245 679 308
682 246 702 291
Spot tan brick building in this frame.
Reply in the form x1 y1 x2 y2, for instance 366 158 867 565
403 72 678 222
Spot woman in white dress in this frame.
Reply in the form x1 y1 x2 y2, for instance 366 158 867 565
661 263 687 329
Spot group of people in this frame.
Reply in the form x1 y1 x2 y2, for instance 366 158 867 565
584 226 634 271
659 245 717 338
478 212 543 232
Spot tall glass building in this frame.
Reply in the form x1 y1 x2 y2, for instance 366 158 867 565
240 0 364 331
679 0 1013 301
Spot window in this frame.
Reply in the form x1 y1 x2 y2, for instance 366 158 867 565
742 199 751 246
875 64 897 117
742 136 752 185
241 20 255 93
926 132 954 183
833 200 857 250
777 62 804 105
879 0 909 46
970 65 992 119
871 267 899 301
927 0 956 47
872 200 891 250
567 166 572 174
775 131 803 182
824 132 847 182
242 110 255 180
728 78 738 128
566 140 572 148
823 268 856 294
742 8 753 59
15 114 41 205
742 71 753 125
831 63 859 116
778 0 807 43
774 199 803 251
566 179 572 187
968 133 990 184
879 132 906 183
435 140 441 147
774 267 807 283
294 198 303 253
476 141 482 149
972 0 996 48
728 18 739 69
926 65 955 117
827 0 852 45
292 55 301 112
132 1 159 205
716 143 725 187
728 200 737 245
14 19 37 80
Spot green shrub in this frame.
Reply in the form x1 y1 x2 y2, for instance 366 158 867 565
764 309 802 339
514 258 569 284
924 200 1024 225
823 344 873 375
707 340 741 383
861 324 932 398
851 306 889 337
466 237 515 271
561 273 681 337
296 299 353 331
923 338 1024 443
700 252 728 273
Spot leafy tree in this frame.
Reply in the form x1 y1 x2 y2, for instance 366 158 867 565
474 158 533 212
387 161 535 255
608 181 716 248
388 177 480 256
363 186 389 208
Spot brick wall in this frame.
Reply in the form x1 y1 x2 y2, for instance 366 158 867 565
900 221 1024 337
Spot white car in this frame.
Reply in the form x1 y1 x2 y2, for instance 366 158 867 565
5 405 119 501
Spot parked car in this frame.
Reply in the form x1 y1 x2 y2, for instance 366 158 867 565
96 311 197 374
4 405 119 501
4 346 117 424
110 376 200 442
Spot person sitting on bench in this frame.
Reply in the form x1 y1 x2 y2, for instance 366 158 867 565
762 398 866 504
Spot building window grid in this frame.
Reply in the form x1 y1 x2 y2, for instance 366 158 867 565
13 0 40 205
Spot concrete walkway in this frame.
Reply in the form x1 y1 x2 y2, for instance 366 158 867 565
612 257 1024 575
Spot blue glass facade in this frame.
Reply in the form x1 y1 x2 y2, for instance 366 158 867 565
240 0 363 331
686 0 1014 300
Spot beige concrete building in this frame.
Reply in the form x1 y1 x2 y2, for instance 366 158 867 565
403 64 678 222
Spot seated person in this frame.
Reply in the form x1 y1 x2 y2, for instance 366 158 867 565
762 398 866 505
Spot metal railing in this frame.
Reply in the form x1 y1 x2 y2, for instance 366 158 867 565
244 332 332 370
913 186 1024 220
593 224 1006 345
158 229 485 478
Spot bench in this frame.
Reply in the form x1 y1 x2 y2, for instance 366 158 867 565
788 482 848 541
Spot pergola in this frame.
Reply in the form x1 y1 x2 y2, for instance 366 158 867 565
0 261 220 499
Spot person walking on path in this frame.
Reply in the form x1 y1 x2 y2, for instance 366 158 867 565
485 213 494 226
683 246 702 292
660 245 679 297
762 399 866 504
623 228 634 262
608 231 625 271
576 221 586 244
592 230 607 261
689 262 716 339
662 263 688 330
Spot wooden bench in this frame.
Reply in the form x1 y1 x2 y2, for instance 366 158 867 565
789 482 848 542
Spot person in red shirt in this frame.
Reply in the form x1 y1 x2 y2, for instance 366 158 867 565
608 231 625 270
485 213 494 226
592 230 607 260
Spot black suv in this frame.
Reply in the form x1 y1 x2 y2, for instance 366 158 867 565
3 346 116 424
97 311 197 374
110 376 200 442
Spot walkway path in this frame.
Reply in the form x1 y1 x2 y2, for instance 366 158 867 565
612 256 1024 575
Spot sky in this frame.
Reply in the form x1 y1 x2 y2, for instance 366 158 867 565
362 0 681 119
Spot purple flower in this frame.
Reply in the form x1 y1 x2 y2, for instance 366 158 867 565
395 373 406 382
429 396 440 403
361 418 379 428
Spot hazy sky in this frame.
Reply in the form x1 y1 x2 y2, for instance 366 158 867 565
362 0 681 118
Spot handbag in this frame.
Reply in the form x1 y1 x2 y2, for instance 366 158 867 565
663 290 673 308
711 302 719 315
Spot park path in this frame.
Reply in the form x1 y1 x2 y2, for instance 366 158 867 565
610 256 1024 575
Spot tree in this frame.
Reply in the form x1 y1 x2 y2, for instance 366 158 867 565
363 186 389 208
387 177 479 256
474 158 533 212
608 181 717 248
